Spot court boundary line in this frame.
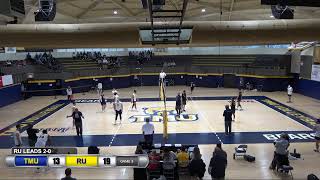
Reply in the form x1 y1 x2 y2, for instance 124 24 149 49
187 96 223 144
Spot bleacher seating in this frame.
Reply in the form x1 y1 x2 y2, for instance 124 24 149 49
192 55 256 67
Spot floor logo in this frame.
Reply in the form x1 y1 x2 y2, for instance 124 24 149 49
128 107 199 123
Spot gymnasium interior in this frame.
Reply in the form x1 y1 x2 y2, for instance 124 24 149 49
0 0 320 179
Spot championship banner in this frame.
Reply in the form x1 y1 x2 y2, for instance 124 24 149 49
5 47 17 54
1 75 14 86
311 65 320 82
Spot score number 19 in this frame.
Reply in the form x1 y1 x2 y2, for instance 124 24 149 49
103 157 110 165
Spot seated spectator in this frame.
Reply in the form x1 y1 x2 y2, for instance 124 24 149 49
148 150 161 171
61 168 76 180
189 147 206 179
208 144 227 180
162 147 177 168
88 146 100 154
26 52 32 60
269 133 290 170
190 147 202 160
134 145 147 180
6 60 12 67
177 147 189 168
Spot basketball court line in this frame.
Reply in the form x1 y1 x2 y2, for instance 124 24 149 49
256 97 315 130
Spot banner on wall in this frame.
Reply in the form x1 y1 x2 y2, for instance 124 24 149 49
0 75 14 87
4 47 17 53
311 65 320 82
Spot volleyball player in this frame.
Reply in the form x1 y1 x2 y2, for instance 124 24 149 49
131 90 137 111
100 94 107 112
237 90 243 110
113 99 123 125
287 85 293 103
230 97 236 120
182 90 187 112
112 88 119 102
66 86 73 101
35 129 51 172
175 93 182 116
97 82 103 96
159 70 166 84
13 124 22 147
71 102 77 127
35 129 51 147
314 119 320 152
190 82 195 94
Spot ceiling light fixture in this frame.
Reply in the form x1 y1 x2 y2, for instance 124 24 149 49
113 10 118 15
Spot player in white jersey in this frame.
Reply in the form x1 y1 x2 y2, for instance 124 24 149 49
112 88 119 102
159 70 166 84
131 90 137 111
35 129 51 172
97 82 103 95
35 129 51 147
287 85 293 103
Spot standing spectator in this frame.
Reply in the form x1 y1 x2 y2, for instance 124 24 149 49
287 85 293 103
27 124 39 147
134 145 147 180
314 119 320 152
142 118 154 145
66 86 73 101
190 82 195 94
175 93 182 117
67 108 84 136
223 105 233 135
61 168 77 180
13 124 22 147
208 144 228 180
181 90 187 112
113 99 123 125
189 147 206 179
97 82 103 96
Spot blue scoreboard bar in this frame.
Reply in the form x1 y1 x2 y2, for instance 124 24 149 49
14 156 48 167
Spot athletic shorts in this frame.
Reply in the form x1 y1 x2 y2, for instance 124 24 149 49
315 136 320 140
288 94 292 97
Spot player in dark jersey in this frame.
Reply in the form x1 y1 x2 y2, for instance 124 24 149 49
100 94 106 112
190 82 195 94
230 97 236 120
237 90 243 110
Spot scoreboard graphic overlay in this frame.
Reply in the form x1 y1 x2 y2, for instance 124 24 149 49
6 148 148 168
